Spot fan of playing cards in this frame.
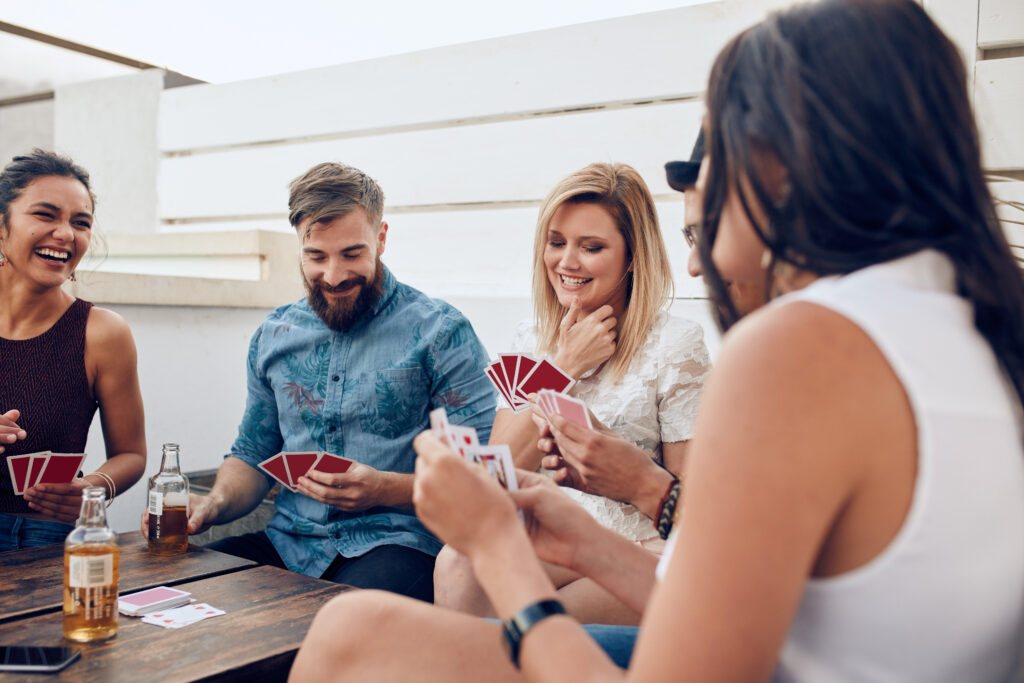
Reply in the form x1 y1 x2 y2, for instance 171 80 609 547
257 451 356 492
429 408 518 493
6 452 87 495
484 354 575 412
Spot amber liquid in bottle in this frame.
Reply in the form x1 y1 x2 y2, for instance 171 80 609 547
63 487 119 642
148 443 190 555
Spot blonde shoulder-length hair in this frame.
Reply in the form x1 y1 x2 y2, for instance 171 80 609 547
531 162 673 382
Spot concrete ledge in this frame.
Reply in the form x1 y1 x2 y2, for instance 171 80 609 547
66 229 304 308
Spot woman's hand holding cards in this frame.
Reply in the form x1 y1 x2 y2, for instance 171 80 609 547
553 298 617 379
508 470 604 572
25 478 96 523
541 414 668 515
412 431 521 559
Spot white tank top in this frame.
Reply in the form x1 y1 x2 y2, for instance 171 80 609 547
658 250 1024 681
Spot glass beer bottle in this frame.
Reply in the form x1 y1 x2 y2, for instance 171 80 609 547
148 442 190 555
64 486 119 642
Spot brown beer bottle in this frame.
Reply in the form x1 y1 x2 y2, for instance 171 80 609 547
148 443 190 555
63 486 119 642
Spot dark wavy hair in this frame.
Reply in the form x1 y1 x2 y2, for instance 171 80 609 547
0 149 95 233
698 0 1024 406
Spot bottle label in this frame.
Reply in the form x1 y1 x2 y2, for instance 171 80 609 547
148 491 163 516
68 554 113 588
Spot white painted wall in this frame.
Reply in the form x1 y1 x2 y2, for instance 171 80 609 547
0 100 54 168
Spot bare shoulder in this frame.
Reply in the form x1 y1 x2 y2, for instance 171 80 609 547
85 306 137 356
699 298 908 481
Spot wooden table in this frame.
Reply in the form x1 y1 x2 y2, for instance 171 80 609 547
0 532 256 623
0 534 351 681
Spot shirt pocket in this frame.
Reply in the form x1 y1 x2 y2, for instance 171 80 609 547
359 367 429 440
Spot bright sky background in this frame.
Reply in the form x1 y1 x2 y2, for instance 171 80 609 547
1 0 711 86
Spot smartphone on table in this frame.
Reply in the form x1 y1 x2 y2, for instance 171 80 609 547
0 645 81 673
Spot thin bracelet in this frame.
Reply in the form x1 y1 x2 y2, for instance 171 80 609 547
655 476 682 540
86 471 116 506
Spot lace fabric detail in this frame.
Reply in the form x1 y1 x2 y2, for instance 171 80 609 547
510 312 711 541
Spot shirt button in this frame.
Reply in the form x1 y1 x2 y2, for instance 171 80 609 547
332 375 340 382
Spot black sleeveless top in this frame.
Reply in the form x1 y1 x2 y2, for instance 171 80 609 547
0 299 98 513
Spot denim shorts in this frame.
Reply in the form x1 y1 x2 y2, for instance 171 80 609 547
0 513 73 551
486 618 637 669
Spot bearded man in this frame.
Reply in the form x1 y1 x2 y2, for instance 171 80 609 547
161 162 495 601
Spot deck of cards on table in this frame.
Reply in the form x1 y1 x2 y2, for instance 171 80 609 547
5 452 87 495
485 354 575 412
257 451 356 492
429 408 518 492
118 586 193 616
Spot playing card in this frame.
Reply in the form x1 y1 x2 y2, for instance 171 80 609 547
510 356 539 403
312 452 354 475
26 453 50 490
118 586 192 616
474 445 518 491
282 452 320 487
429 407 480 459
549 391 593 430
257 452 294 491
485 365 516 409
495 355 531 411
446 425 479 459
36 453 87 485
142 602 225 629
6 454 33 495
517 359 575 399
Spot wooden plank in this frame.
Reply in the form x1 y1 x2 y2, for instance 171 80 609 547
975 57 1024 171
158 101 704 220
0 532 256 623
0 566 349 682
158 1 767 153
979 0 1024 49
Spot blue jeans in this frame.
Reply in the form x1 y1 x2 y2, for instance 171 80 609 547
0 513 73 551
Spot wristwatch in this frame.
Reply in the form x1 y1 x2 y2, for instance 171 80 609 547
501 599 568 669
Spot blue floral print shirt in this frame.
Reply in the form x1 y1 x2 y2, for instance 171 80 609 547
229 266 496 577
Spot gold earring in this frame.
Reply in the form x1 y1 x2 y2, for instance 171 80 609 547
760 249 772 270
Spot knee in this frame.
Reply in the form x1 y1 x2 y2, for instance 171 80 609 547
432 545 477 609
292 591 405 681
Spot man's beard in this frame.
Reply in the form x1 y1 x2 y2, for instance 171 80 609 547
305 257 385 332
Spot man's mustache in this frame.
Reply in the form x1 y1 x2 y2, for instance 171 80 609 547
319 276 367 294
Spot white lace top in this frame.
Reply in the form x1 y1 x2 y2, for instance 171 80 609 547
507 311 711 541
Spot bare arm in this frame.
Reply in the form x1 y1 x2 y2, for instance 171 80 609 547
490 407 548 470
186 456 271 534
26 308 146 522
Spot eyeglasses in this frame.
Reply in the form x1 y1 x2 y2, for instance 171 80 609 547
681 224 699 248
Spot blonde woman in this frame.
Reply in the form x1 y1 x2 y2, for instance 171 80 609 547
434 162 711 624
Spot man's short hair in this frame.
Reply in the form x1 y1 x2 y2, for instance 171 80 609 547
288 162 385 234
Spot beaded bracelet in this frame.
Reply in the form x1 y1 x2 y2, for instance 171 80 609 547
85 471 116 507
655 477 682 540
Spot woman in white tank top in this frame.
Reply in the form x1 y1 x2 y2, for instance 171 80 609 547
290 2 1024 681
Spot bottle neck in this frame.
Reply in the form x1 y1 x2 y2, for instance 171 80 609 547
159 445 181 475
77 487 109 527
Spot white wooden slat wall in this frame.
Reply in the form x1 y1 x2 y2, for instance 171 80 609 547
979 0 1024 49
